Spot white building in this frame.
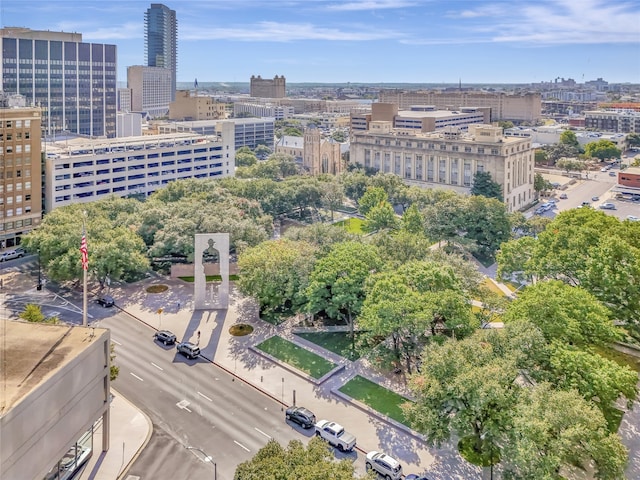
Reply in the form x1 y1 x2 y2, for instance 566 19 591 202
351 124 534 212
44 126 234 211
116 112 143 137
233 102 294 120
127 65 172 118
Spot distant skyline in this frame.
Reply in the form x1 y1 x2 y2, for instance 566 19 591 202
1 0 639 85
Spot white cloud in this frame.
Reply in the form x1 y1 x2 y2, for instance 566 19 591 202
326 0 418 11
182 21 404 42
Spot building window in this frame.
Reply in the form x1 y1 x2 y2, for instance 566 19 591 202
440 144 446 150
463 162 472 186
491 148 499 155
478 147 485 154
439 159 446 183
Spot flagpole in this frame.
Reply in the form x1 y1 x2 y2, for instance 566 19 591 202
82 212 88 326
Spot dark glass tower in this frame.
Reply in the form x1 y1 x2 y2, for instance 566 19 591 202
0 28 117 138
145 3 177 101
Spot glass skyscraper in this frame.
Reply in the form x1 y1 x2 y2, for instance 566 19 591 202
0 28 117 138
145 3 177 101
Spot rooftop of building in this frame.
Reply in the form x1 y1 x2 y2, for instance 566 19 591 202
276 136 304 148
44 132 217 158
395 109 483 119
0 320 109 415
355 124 528 145
622 167 640 175
169 117 276 128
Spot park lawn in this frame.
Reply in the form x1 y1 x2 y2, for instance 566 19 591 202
255 336 336 379
179 274 240 282
295 332 363 360
334 217 365 234
481 278 507 297
339 375 414 427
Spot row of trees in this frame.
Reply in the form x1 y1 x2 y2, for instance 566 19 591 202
538 130 623 166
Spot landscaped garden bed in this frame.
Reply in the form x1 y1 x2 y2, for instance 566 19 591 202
338 375 413 427
255 336 337 379
295 331 362 360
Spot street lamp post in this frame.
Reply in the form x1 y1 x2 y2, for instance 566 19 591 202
37 248 42 290
186 446 217 480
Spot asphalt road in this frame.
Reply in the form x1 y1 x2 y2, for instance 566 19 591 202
98 314 331 480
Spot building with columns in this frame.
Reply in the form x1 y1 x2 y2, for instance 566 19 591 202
350 123 534 212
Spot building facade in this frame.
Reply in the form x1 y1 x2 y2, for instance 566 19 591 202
275 135 304 161
250 75 286 98
233 102 294 120
44 127 234 211
584 110 640 133
351 124 534 212
127 65 172 119
169 90 226 121
158 117 275 150
378 90 542 123
145 3 177 101
0 28 117 138
303 126 344 175
0 103 42 248
0 320 111 480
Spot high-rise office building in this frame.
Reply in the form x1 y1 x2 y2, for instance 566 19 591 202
0 95 42 248
145 3 177 101
0 27 117 138
127 65 172 118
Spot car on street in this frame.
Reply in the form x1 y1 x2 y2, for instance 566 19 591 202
599 203 616 210
559 193 568 199
627 215 640 222
592 196 600 201
154 330 177 345
405 475 431 480
365 451 403 480
176 341 200 359
96 294 115 307
285 406 316 429
314 420 356 452
581 201 591 207
600 167 608 172
0 249 24 262
609 171 617 177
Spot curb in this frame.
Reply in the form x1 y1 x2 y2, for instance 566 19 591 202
113 387 154 480
248 343 346 385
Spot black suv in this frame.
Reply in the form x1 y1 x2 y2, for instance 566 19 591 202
285 406 316 429
154 330 177 345
96 294 115 307
176 342 200 359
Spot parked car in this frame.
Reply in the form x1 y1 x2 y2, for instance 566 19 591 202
581 201 591 207
285 406 316 429
96 294 115 307
176 341 200 359
405 476 430 480
0 249 24 262
154 330 177 345
609 171 617 177
626 215 640 222
591 196 600 201
600 167 608 172
599 203 616 210
365 451 403 480
559 193 568 199
314 420 356 452
535 207 546 215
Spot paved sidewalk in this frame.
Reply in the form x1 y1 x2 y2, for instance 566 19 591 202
114 276 481 479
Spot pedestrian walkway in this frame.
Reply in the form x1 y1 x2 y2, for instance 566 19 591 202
114 276 481 479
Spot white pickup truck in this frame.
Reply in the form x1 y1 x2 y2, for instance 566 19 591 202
314 420 357 452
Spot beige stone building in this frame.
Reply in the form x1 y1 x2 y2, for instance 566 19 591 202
250 75 286 98
378 90 542 123
275 135 304 161
0 102 42 248
169 90 227 121
0 320 111 480
303 126 344 175
350 123 534 211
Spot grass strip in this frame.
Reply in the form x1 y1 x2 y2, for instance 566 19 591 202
295 331 362 360
339 375 414 427
256 335 336 379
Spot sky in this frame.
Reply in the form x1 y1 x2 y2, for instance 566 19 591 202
1 0 639 85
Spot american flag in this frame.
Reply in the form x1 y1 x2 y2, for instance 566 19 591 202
80 231 88 271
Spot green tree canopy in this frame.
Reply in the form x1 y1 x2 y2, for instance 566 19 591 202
363 201 398 232
234 438 370 480
19 304 59 324
358 186 388 216
235 151 258 167
470 171 503 201
238 239 318 316
559 129 581 150
584 139 622 161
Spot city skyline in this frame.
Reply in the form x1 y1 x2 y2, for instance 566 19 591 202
1 0 639 85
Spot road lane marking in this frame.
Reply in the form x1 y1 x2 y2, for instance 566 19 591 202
112 339 122 345
254 427 271 439
130 372 144 382
176 399 192 412
151 362 163 371
234 440 250 452
198 391 213 402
